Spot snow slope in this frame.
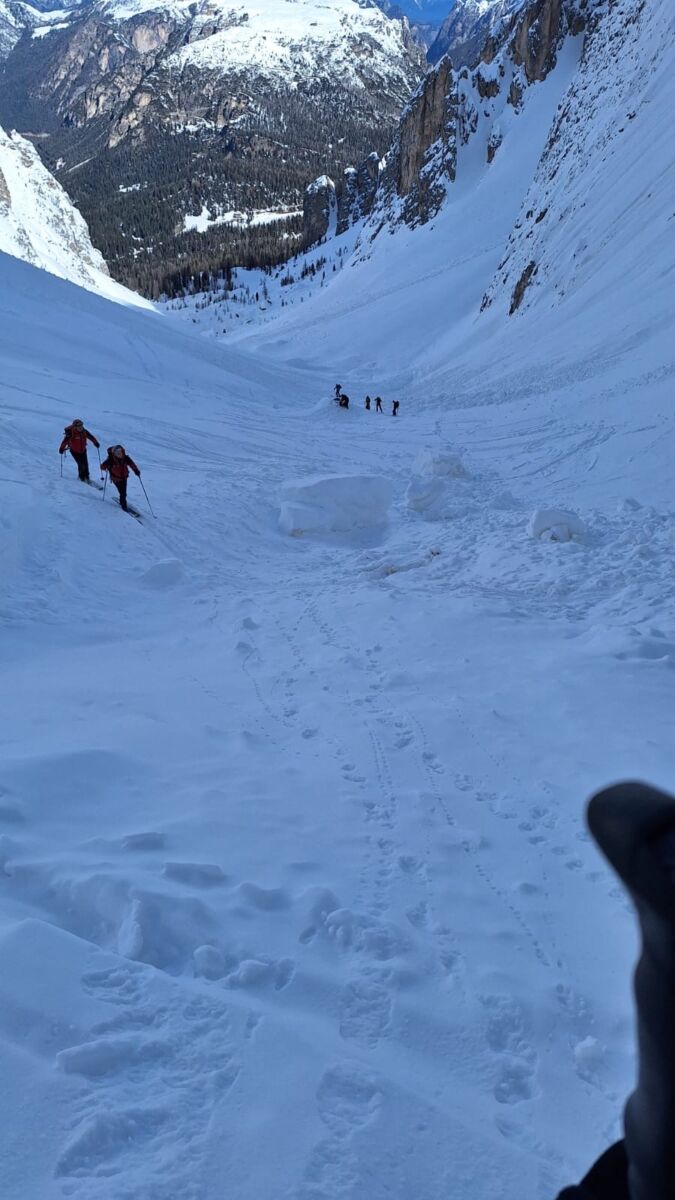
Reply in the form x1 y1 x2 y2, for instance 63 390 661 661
0 124 152 306
2 1 675 1196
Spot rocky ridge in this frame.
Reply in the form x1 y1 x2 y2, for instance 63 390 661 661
0 122 149 304
480 0 658 316
302 0 588 246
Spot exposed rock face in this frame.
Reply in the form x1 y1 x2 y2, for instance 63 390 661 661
480 0 656 318
509 259 537 311
303 175 336 247
336 152 381 235
369 0 586 229
304 0 587 251
398 57 454 197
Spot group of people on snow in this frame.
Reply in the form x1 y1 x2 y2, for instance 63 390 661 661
59 420 141 512
334 385 399 416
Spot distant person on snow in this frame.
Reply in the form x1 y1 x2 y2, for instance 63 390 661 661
392 400 400 417
100 445 141 511
364 395 371 411
339 394 350 409
375 396 383 413
59 419 100 482
334 384 342 402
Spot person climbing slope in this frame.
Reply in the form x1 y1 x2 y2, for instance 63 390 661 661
375 396 383 413
59 419 100 482
100 445 141 511
365 395 371 411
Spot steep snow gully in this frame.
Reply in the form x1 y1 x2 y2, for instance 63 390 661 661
1 224 674 1198
1 2 675 1194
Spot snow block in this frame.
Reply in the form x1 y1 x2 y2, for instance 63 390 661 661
528 508 585 542
412 448 465 478
140 559 184 588
279 474 394 536
405 475 447 514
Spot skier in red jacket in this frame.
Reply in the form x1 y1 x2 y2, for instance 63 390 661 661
59 419 100 481
100 445 141 511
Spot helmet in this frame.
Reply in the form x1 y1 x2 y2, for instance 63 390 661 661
113 446 125 458
72 419 84 428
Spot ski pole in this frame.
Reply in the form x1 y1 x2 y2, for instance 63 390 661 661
60 453 63 477
102 471 107 501
138 476 156 518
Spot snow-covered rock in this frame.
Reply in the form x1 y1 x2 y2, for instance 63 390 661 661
0 124 151 305
528 508 585 542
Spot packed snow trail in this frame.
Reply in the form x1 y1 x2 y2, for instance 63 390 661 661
2 249 675 1200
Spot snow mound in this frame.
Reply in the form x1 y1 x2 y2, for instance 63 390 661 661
406 448 468 519
528 508 585 543
413 448 466 478
279 474 394 537
140 559 184 588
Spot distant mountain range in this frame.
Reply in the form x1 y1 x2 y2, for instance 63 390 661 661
0 0 426 294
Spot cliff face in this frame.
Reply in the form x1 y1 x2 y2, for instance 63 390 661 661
303 176 337 248
480 0 655 318
302 0 584 249
374 0 586 230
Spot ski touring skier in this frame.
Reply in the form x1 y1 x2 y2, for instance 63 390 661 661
100 445 141 512
339 394 350 409
392 400 400 417
59 419 100 481
375 396 383 413
365 395 371 411
334 384 342 402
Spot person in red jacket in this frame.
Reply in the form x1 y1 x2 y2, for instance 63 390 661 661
100 445 140 511
59 419 100 481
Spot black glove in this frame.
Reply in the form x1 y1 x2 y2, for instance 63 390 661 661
585 783 675 1200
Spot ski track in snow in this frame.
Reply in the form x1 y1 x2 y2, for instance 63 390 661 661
2 1 675 1183
0 365 662 1196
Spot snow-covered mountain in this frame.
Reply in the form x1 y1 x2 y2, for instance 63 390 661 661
376 0 457 34
428 0 527 64
0 0 424 291
0 0 85 60
0 124 151 304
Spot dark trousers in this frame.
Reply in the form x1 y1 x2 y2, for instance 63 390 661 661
113 478 128 509
71 450 90 480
